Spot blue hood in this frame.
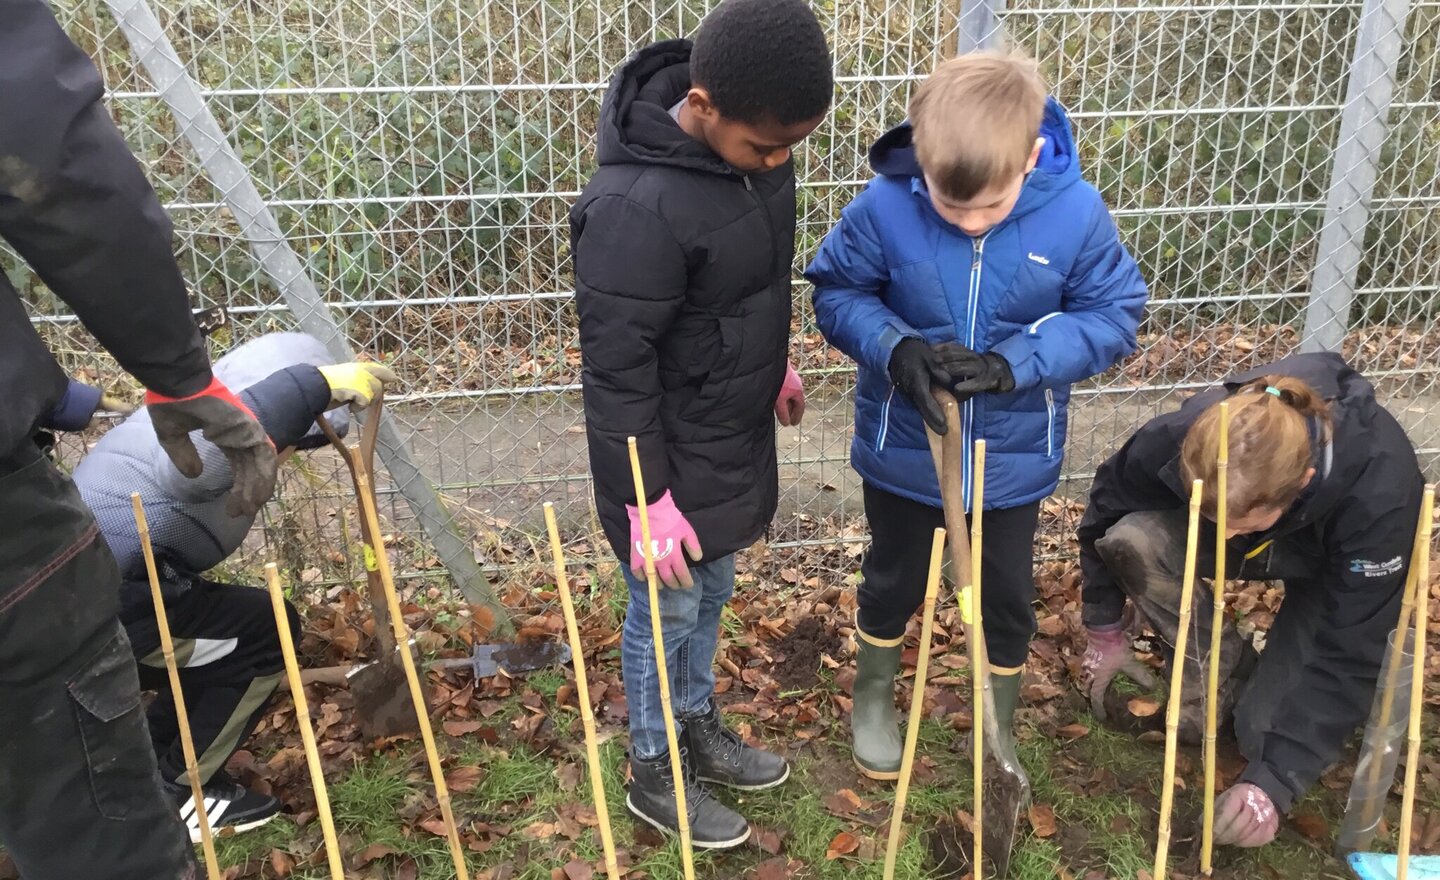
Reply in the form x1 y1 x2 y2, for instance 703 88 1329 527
867 96 1081 220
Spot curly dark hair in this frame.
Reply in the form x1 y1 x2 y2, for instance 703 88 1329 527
691 0 833 126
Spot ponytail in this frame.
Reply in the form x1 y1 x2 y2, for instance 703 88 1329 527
1181 375 1330 518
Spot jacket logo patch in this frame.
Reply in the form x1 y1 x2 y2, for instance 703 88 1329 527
1027 252 1051 266
1349 556 1403 577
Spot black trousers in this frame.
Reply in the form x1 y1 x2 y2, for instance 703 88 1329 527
123 580 299 786
0 449 194 879
858 483 1041 670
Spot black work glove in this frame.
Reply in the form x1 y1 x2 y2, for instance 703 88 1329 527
146 378 278 518
887 338 951 434
934 342 1016 395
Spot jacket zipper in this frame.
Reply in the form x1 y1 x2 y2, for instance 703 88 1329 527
1045 388 1056 457
962 233 989 511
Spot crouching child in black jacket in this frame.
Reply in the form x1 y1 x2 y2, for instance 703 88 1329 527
570 0 831 849
1077 352 1424 849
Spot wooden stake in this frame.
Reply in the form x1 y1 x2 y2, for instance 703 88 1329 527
1201 401 1229 875
544 502 621 880
1155 479 1204 880
971 439 988 879
131 494 221 880
350 449 469 879
883 527 947 880
1397 485 1435 880
264 564 345 880
626 437 696 880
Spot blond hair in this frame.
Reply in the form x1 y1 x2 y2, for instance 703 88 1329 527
909 51 1048 202
1181 375 1331 519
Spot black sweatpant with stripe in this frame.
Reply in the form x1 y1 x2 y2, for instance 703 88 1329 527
122 579 300 785
858 483 1041 671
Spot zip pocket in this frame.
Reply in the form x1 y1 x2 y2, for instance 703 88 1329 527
1045 388 1056 458
876 386 896 452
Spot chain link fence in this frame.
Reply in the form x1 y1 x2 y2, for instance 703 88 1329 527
17 0 1440 600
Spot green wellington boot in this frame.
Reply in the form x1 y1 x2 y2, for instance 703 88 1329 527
851 632 904 780
989 669 1032 806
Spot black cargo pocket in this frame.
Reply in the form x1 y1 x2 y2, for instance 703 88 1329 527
68 626 160 820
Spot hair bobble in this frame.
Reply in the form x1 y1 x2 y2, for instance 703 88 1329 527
1264 386 1283 398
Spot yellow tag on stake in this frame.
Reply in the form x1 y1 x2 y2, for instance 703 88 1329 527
363 543 378 571
960 584 974 625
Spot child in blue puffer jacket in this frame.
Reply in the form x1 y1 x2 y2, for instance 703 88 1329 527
805 51 1148 781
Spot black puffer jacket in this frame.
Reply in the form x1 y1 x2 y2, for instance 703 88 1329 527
571 40 794 561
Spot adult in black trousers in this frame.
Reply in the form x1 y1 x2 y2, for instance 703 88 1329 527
0 3 276 876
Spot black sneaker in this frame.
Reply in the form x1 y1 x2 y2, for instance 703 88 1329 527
165 773 280 843
683 702 789 791
626 748 751 850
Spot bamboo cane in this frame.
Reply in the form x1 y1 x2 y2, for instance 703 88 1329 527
626 437 696 879
1155 479 1204 880
349 446 469 878
264 564 345 880
543 502 621 880
971 439 988 878
1201 401 1229 875
883 527 948 880
130 494 221 880
1397 486 1435 880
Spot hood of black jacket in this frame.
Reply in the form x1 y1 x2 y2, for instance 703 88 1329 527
595 40 734 177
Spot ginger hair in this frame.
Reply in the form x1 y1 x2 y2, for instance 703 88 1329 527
909 51 1048 201
1181 375 1331 519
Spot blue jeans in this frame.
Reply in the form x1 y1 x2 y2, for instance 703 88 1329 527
621 554 735 760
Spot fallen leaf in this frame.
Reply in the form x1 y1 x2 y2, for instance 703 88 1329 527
1291 812 1330 841
746 857 801 880
751 824 786 855
1128 697 1162 717
445 765 483 794
354 843 400 867
1028 804 1058 838
1057 723 1090 740
443 720 484 736
825 831 861 860
562 860 594 880
823 788 864 817
268 850 294 876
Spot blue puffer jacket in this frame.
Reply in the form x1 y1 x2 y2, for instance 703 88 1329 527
805 98 1148 511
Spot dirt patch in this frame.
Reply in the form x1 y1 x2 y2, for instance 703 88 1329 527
926 819 974 878
772 617 842 691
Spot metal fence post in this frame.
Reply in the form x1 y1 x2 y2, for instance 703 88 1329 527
104 0 512 631
1300 0 1413 353
957 0 1006 54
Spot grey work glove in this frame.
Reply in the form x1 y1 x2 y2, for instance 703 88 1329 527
146 377 277 518
1079 615 1159 721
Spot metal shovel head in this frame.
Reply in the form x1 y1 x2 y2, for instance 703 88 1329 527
1349 853 1440 880
349 648 430 740
981 751 1026 878
468 640 572 678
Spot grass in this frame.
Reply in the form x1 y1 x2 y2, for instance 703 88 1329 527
198 689 1379 880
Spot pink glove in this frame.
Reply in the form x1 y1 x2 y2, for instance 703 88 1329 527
1080 619 1157 721
1212 783 1279 847
627 490 703 589
774 362 805 427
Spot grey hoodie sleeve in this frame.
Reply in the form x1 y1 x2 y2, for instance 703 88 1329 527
149 364 331 504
